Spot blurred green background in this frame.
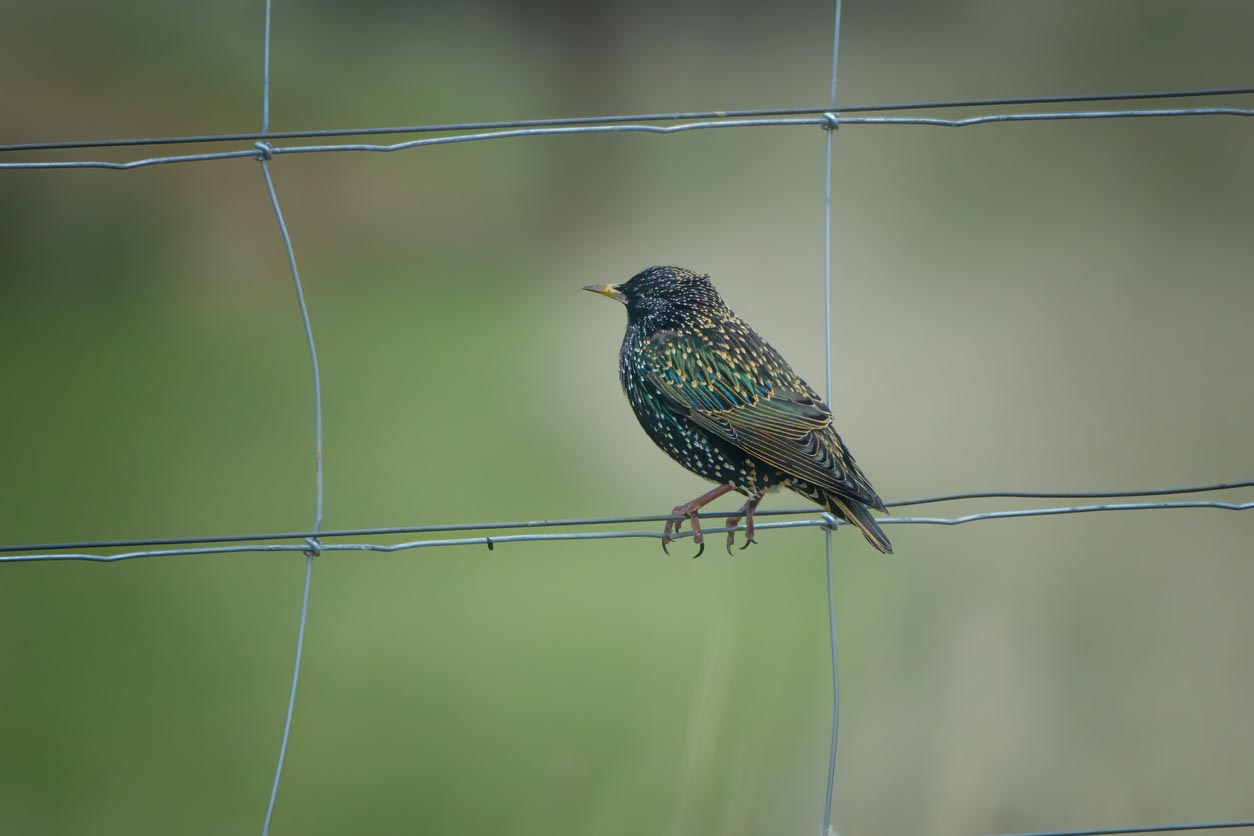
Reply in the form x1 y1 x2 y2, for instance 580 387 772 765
2 1 1253 834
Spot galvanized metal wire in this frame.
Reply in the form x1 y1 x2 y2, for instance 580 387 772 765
820 4 844 833
2 106 1252 171
990 819 1254 836
3 482 1250 557
1 493 1250 564
2 0 1252 834
2 85 1252 155
256 1 322 833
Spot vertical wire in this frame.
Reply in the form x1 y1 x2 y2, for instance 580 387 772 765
261 0 272 134
825 6 841 400
258 162 325 535
261 550 313 836
821 1 843 835
822 527 838 835
258 0 324 831
258 158 322 836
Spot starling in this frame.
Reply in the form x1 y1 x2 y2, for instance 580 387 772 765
584 266 891 557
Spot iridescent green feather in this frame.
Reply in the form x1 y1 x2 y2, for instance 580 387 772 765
643 323 886 513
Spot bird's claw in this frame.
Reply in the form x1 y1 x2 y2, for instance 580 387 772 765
686 516 706 558
660 487 738 559
725 512 756 555
663 506 706 558
661 511 681 555
663 529 705 559
724 533 755 554
722 491 765 554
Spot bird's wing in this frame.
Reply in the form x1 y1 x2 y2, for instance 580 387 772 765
644 327 884 510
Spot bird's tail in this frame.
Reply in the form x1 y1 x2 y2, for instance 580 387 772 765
823 492 893 555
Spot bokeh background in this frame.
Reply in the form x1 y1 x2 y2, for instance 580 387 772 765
2 1 1253 834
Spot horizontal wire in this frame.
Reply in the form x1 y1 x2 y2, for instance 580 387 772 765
2 85 1251 154
2 106 1252 171
1 498 1249 564
989 818 1254 836
841 107 1254 127
2 481 1248 554
890 479 1254 508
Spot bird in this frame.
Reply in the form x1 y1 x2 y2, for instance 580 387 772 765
583 265 891 557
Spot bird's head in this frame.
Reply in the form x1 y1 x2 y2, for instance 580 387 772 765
583 266 728 330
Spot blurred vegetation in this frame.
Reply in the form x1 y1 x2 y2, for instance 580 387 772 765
2 1 1253 834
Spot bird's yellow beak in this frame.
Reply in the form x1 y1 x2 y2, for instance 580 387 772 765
583 283 626 304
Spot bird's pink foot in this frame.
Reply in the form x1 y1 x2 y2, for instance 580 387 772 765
724 491 765 554
661 483 736 558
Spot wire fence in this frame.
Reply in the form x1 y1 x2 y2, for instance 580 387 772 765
2 488 1252 563
2 1 1252 835
4 104 1254 171
4 84 1253 155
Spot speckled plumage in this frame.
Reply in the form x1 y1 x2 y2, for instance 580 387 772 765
584 265 891 555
